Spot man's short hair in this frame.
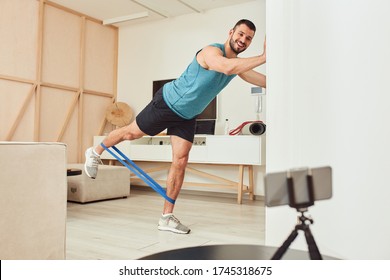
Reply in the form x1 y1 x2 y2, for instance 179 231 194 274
233 19 256 33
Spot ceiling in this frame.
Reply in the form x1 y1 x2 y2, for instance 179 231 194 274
48 0 256 27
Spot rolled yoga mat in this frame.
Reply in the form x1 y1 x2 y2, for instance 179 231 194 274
241 122 266 135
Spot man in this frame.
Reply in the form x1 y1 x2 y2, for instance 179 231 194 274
84 19 266 234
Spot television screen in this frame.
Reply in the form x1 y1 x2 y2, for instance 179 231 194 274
153 79 217 120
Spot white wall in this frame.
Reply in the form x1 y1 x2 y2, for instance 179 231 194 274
117 0 266 195
266 0 390 259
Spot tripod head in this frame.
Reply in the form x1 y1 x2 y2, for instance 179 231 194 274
296 208 314 227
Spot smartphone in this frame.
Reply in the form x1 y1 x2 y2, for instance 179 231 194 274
264 166 332 207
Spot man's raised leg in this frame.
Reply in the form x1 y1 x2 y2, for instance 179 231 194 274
84 120 145 179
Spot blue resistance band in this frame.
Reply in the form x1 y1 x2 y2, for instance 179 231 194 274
100 143 175 204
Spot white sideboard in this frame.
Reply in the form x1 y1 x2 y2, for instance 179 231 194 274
95 135 264 165
94 135 265 203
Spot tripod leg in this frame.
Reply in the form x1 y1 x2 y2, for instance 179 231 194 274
303 226 322 260
271 228 299 260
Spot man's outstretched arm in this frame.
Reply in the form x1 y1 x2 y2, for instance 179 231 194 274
239 70 266 88
199 46 265 76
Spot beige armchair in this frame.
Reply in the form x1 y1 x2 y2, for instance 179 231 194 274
0 142 67 259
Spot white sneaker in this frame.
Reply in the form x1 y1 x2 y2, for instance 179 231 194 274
84 147 102 179
158 214 191 234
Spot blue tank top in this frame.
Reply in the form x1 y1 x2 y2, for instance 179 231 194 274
162 43 236 119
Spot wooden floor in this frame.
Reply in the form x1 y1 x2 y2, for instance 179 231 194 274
66 188 265 260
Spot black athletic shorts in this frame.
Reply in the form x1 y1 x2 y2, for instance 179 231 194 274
136 87 196 143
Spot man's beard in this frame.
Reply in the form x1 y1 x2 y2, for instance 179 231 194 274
229 38 246 55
